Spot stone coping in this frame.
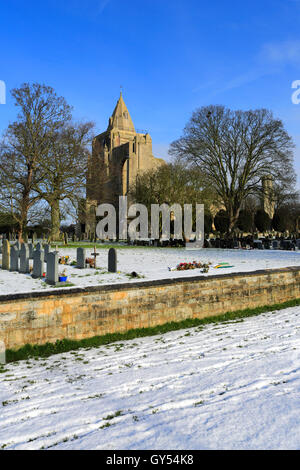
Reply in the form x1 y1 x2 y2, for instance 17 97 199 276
0 265 299 303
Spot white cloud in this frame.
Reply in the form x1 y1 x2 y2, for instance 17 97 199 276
210 39 300 96
260 40 300 66
215 68 270 94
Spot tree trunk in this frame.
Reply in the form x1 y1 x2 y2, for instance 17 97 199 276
18 168 33 242
18 227 23 243
228 206 241 237
50 199 61 241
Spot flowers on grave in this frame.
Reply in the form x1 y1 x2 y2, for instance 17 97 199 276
86 257 95 268
59 269 68 282
58 255 76 266
172 261 212 271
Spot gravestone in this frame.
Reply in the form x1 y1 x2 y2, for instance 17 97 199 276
32 249 45 279
46 252 58 285
44 244 50 262
28 243 34 259
10 245 19 272
77 248 86 269
20 243 30 273
2 240 10 270
32 232 37 244
108 248 117 273
36 242 42 251
15 241 21 252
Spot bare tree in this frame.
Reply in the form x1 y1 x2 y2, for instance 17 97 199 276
0 83 72 240
169 106 296 234
34 121 94 240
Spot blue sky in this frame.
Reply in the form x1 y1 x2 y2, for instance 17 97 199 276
1 0 300 181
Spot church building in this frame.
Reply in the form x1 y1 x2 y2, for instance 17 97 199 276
84 93 165 236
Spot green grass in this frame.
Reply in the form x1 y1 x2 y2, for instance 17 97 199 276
4 297 300 364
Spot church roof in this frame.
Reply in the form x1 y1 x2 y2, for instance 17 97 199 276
108 92 135 132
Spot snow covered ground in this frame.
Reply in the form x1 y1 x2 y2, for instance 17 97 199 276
0 305 300 450
1 247 300 295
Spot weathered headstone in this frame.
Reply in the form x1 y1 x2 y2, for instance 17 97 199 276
108 248 117 273
46 252 58 285
77 247 86 269
28 243 34 259
10 245 19 272
0 339 5 365
2 240 10 270
32 232 37 244
32 249 45 279
20 243 30 274
44 244 50 262
36 242 42 251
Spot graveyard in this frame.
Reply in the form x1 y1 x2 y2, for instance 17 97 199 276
1 239 300 295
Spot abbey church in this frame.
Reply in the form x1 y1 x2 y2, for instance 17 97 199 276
84 93 165 235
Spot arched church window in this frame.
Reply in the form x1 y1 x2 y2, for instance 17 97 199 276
123 112 128 119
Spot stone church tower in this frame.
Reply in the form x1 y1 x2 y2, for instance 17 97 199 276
84 93 165 235
262 175 275 220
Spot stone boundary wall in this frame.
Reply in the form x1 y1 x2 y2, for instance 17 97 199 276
1 266 300 350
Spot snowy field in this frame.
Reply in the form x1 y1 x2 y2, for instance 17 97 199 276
0 305 300 450
1 247 300 295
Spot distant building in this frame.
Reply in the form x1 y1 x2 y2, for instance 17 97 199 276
84 93 165 236
262 175 275 220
